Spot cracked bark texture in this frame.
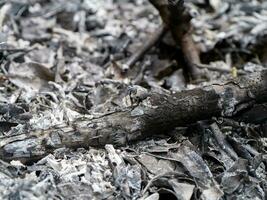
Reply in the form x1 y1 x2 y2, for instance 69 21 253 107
0 71 266 162
149 0 205 81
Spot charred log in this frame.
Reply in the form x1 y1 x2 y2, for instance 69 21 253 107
0 71 266 162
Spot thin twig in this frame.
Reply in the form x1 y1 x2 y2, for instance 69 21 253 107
142 171 186 195
122 25 168 72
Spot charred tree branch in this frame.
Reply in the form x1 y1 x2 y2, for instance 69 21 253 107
123 25 168 72
0 71 266 162
149 0 206 82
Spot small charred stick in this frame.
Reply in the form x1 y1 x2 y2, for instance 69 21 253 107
122 25 168 72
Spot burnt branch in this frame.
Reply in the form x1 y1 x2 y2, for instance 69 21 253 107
149 0 206 82
122 25 168 72
0 71 266 162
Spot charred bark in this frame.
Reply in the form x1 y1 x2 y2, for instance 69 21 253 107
149 0 206 81
0 71 266 162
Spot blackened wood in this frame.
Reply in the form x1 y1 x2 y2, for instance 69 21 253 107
123 25 168 72
149 0 205 81
0 71 266 162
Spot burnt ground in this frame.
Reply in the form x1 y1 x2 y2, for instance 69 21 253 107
0 0 266 199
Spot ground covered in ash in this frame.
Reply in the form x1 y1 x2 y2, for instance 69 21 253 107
0 0 266 199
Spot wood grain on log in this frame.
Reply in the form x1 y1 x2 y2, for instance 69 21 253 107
0 71 266 162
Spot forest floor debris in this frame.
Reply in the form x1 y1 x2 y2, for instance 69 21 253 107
0 0 266 199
